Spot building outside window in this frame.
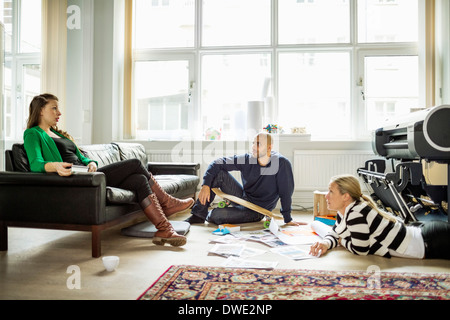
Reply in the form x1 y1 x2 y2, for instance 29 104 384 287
132 0 421 141
0 0 424 143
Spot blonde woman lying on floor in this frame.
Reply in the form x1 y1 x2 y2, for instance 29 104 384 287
309 174 450 260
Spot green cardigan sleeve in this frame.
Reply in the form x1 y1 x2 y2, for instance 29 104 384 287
23 126 97 173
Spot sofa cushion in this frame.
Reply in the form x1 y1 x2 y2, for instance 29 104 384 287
106 187 137 204
12 144 30 172
80 144 121 168
113 142 147 167
155 174 199 199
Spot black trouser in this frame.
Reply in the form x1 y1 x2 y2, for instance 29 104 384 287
97 158 153 203
420 220 450 260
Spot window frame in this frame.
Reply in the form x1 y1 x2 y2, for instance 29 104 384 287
132 50 197 139
356 45 419 139
130 0 426 141
2 0 42 141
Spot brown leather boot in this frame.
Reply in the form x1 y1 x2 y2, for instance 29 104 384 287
149 174 194 217
141 194 187 247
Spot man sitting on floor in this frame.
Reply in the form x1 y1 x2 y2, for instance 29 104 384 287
185 133 305 226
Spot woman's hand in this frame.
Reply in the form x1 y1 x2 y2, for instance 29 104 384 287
197 185 211 205
309 241 329 257
46 162 73 176
87 162 97 172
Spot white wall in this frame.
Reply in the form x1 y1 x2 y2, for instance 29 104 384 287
435 0 450 105
66 0 125 145
0 23 4 170
92 0 124 144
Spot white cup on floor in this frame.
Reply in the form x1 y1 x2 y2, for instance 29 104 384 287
102 256 120 272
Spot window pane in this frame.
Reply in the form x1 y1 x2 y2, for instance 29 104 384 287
20 0 41 53
278 52 351 139
365 56 419 130
279 0 350 45
0 0 13 53
202 0 271 47
134 0 195 49
202 54 271 140
3 61 12 138
358 0 418 43
134 60 190 139
23 64 41 100
22 64 41 131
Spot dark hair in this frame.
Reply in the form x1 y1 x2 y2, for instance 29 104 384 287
27 93 73 141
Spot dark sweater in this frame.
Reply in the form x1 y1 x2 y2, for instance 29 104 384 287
202 152 295 223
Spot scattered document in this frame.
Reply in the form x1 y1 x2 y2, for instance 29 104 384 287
208 243 266 259
209 244 245 258
233 229 287 248
209 234 241 244
269 219 321 245
239 246 267 259
270 246 317 261
207 220 333 268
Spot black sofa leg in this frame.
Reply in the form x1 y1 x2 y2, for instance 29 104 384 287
0 222 7 251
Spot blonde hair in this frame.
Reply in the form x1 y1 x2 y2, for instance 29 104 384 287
330 174 397 223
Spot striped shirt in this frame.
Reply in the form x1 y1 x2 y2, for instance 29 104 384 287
323 201 413 258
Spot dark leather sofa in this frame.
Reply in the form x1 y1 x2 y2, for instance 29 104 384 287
0 142 200 257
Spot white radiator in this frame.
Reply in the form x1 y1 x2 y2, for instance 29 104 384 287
293 150 376 192
147 151 172 162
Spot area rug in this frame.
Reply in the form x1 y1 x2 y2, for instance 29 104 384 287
138 265 450 300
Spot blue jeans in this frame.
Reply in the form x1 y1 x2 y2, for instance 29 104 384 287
191 170 264 225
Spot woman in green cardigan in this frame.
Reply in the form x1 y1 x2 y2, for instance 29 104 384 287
23 93 193 247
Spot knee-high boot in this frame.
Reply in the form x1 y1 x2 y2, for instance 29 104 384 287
149 174 194 217
141 194 187 247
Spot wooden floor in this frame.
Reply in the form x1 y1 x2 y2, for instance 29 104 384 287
0 210 449 300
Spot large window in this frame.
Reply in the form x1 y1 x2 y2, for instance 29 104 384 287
278 52 351 139
1 0 41 141
132 0 421 141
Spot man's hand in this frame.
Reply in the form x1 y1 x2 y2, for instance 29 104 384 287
198 185 211 205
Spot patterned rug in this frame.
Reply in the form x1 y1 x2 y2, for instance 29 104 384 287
138 265 450 300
